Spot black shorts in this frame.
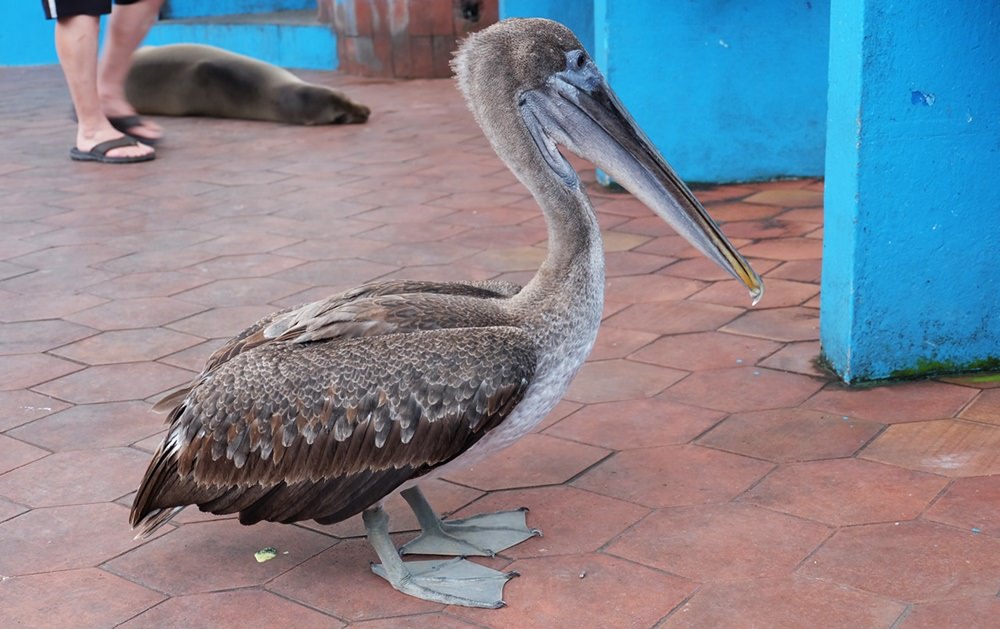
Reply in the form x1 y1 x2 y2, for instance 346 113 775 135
42 0 145 19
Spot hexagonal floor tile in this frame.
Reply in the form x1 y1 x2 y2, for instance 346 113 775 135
267 537 446 621
607 503 829 581
603 301 744 336
757 340 828 377
662 367 825 413
33 362 194 404
0 291 105 323
167 304 276 338
740 237 822 260
2 427 50 470
629 331 782 372
799 520 1000 601
959 388 1000 425
0 447 149 507
0 503 151 575
180 253 306 280
346 613 482 628
0 319 96 355
661 576 905 629
742 458 948 526
697 408 883 462
0 353 84 391
104 519 336 596
766 259 822 283
118 589 341 628
563 359 687 404
691 278 817 309
0 495 27 524
51 327 203 365
173 277 307 308
898 597 1000 629
924 475 1000 536
603 273 706 303
860 419 1000 477
661 256 780 283
743 188 824 207
8 401 164 451
450 553 694 628
588 325 658 361
444 434 609 492
544 396 724 451
1 568 164 629
806 381 977 424
720 306 819 342
87 270 213 300
448 486 649 559
0 390 69 431
572 445 772 508
63 296 207 330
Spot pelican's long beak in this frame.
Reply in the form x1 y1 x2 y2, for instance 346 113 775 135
520 53 763 305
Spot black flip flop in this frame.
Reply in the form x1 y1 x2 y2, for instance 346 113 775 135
69 136 155 164
109 115 163 146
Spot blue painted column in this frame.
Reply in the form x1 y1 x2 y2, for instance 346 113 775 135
592 0 829 182
821 0 1000 383
1 4 57 66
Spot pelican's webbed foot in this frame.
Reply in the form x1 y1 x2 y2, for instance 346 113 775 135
371 557 518 608
363 505 518 608
398 486 541 557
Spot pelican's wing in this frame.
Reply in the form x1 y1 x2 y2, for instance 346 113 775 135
152 279 521 413
131 326 535 536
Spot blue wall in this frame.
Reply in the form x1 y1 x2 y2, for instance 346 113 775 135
500 0 594 55
163 0 312 19
593 0 829 183
1 4 58 66
821 0 1000 382
0 2 328 68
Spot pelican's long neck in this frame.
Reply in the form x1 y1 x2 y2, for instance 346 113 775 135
457 55 605 339
503 144 606 348
522 173 604 302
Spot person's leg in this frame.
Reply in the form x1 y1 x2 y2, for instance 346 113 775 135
54 12 153 159
97 0 165 142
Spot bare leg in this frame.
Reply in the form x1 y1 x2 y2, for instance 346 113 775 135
398 486 540 557
97 0 165 142
55 15 153 159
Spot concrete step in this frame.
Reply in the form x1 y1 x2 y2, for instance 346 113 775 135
144 10 336 70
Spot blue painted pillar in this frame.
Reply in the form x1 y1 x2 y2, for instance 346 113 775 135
499 0 594 54
592 0 829 182
0 3 57 66
821 0 1000 383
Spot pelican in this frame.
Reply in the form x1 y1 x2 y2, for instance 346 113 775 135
131 18 763 608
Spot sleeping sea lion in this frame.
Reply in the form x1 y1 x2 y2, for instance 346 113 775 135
125 44 370 125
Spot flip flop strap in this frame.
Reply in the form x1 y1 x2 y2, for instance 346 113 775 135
109 115 143 126
89 136 140 156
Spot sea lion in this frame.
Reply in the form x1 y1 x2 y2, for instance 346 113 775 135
125 44 370 125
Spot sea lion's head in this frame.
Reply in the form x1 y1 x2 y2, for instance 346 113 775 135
281 85 371 125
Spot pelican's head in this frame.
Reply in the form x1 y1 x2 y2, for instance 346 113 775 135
454 19 763 304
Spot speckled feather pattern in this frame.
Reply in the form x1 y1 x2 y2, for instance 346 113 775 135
131 21 611 536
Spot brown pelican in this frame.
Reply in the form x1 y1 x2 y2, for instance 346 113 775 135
131 18 763 608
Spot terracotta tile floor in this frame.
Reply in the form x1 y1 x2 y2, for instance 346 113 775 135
2 65 999 628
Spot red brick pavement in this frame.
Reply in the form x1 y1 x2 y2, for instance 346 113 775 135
1 65 998 628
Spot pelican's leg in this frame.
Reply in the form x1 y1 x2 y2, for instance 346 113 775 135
363 505 517 608
397 486 541 557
